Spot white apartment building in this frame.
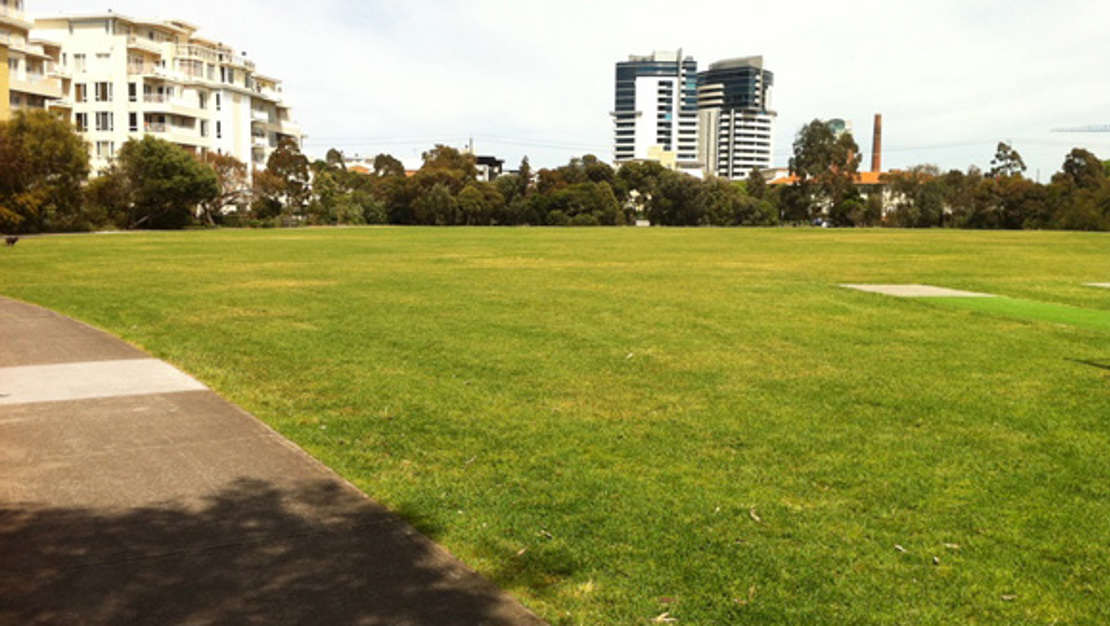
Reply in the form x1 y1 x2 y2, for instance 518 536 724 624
612 50 701 175
697 56 776 179
2 0 67 121
32 13 302 173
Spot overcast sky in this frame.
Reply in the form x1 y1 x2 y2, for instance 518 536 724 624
30 0 1110 178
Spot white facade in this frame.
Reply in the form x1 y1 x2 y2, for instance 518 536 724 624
612 50 701 174
2 0 67 120
697 108 776 179
32 13 302 174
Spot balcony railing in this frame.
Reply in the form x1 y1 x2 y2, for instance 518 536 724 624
175 44 220 63
9 75 63 99
145 122 167 133
127 35 164 55
47 62 70 78
0 4 32 29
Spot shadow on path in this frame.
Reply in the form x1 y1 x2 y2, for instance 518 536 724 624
0 478 543 625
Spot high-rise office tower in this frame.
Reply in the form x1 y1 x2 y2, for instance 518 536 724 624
612 50 700 173
697 56 776 179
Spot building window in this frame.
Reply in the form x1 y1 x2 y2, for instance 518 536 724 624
198 92 207 110
216 121 222 139
95 141 115 159
75 113 88 132
75 84 88 103
215 93 221 111
74 53 86 73
129 112 138 132
95 112 114 132
129 82 137 102
94 82 113 102
200 120 209 138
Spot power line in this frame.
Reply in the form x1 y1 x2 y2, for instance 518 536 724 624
303 134 611 155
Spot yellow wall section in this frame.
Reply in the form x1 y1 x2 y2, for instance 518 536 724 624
0 45 10 121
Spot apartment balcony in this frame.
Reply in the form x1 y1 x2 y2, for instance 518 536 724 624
47 97 73 111
143 94 202 118
251 87 283 104
47 62 71 78
9 75 63 100
0 30 27 52
175 44 219 64
127 35 164 56
276 121 302 139
144 122 204 147
0 4 33 31
251 109 271 123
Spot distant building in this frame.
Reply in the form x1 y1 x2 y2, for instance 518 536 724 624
612 50 701 174
1 0 67 121
475 155 504 182
826 118 852 139
32 12 302 173
697 56 776 179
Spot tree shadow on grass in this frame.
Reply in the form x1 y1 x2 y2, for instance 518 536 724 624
0 478 544 625
1068 359 1110 372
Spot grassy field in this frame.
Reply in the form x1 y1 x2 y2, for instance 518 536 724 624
2 228 1109 624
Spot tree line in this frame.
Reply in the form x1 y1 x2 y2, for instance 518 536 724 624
3 110 1110 233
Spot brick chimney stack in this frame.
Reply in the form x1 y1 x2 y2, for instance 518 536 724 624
871 114 883 173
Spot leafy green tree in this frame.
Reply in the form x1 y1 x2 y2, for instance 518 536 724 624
0 109 90 233
373 154 406 178
105 136 218 229
250 169 286 221
421 145 477 182
614 160 665 216
939 167 990 228
413 182 457 225
517 156 533 198
649 170 704 226
200 152 249 225
988 142 1027 179
789 119 861 222
861 193 885 227
457 182 505 226
266 137 311 216
745 167 767 200
325 148 347 171
1053 148 1103 190
980 174 1043 229
884 166 946 228
581 154 616 185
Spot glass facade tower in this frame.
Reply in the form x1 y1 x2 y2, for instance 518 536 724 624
612 50 700 172
697 56 776 179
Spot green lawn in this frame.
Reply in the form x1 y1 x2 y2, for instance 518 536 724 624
2 228 1109 624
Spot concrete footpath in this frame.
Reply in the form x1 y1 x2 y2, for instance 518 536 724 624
0 297 544 625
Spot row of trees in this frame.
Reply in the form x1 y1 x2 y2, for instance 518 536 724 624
3 109 1110 233
779 119 1110 231
297 148 779 228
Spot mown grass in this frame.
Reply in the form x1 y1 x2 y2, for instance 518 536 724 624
2 228 1109 624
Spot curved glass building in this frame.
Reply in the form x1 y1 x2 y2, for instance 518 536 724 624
696 56 776 179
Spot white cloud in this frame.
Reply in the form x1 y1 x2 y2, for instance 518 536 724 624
28 0 1110 176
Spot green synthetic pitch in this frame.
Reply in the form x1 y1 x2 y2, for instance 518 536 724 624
1 228 1109 624
931 296 1110 332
